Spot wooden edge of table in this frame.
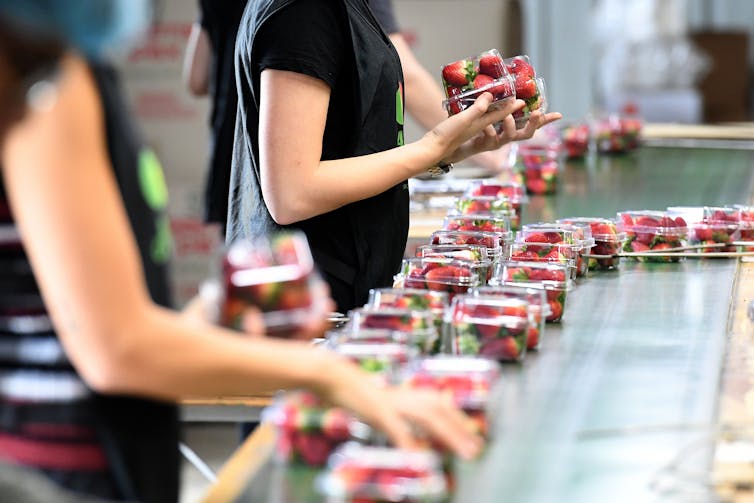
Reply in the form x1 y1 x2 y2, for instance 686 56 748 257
182 396 273 408
200 421 277 503
713 258 754 501
643 123 754 140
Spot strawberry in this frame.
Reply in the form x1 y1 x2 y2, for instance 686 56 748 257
547 300 563 322
630 241 650 252
674 216 687 227
524 232 549 243
294 432 331 466
479 53 505 78
473 74 494 90
442 59 473 87
592 223 616 236
321 408 351 440
544 232 563 243
507 56 535 78
526 326 539 349
514 74 537 99
480 336 519 360
526 178 548 194
512 249 539 261
635 216 660 228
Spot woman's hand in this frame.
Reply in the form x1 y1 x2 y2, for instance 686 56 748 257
318 358 484 460
421 93 562 167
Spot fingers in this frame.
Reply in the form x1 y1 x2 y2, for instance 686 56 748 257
392 389 483 460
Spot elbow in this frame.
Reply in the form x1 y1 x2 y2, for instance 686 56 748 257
267 202 303 226
70 324 144 395
263 184 313 225
187 79 209 97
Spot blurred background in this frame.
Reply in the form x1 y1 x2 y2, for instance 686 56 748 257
112 0 754 306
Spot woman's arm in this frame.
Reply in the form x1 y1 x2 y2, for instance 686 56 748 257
183 22 210 96
258 68 560 225
1 55 481 458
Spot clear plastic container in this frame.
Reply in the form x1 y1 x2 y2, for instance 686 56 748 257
454 195 519 230
472 284 549 351
518 223 577 244
447 295 529 362
367 288 449 313
316 443 447 503
394 257 481 300
503 55 546 129
400 356 501 437
217 231 328 337
334 341 418 376
509 241 577 272
442 49 516 133
326 328 412 346
561 122 590 159
263 391 363 467
443 213 512 235
557 217 626 271
668 206 740 254
591 108 642 154
464 181 527 231
429 230 506 262
346 307 438 355
415 244 494 284
464 180 527 202
518 143 561 169
546 223 595 278
494 261 571 322
732 204 754 251
522 159 558 195
617 210 688 262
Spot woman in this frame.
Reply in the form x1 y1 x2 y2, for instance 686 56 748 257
227 0 561 312
0 2 481 501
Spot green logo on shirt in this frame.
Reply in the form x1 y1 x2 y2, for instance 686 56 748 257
138 148 172 264
396 81 404 147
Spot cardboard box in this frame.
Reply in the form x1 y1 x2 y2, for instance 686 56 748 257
690 31 749 123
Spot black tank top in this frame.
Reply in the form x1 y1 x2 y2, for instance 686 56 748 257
0 62 179 502
228 0 409 312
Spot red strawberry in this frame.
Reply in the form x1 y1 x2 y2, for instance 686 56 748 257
479 53 505 78
321 408 351 440
543 248 562 261
524 232 549 243
547 300 563 321
652 242 672 252
514 74 537 99
507 56 535 78
544 232 563 243
526 178 548 194
512 249 539 261
635 216 660 228
480 336 519 359
526 326 539 349
630 241 650 252
674 216 687 227
294 432 332 466
592 223 615 236
473 74 494 90
442 60 472 87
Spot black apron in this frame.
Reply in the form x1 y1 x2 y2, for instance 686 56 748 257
228 0 409 312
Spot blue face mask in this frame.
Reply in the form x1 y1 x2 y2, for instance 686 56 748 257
0 0 153 58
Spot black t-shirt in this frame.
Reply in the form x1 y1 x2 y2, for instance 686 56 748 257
0 63 179 502
198 0 248 227
369 0 400 34
228 0 408 312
